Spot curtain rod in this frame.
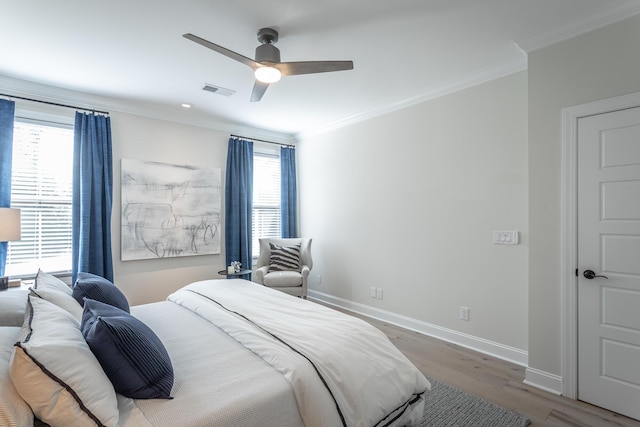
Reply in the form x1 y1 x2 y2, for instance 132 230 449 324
0 93 109 115
230 134 294 148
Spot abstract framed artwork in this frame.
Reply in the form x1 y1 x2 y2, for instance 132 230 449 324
121 159 221 261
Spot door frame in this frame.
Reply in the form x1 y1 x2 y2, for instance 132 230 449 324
561 91 640 399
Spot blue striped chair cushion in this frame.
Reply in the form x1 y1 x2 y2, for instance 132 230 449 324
268 243 301 272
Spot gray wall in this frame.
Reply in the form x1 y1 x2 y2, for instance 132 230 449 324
298 71 529 355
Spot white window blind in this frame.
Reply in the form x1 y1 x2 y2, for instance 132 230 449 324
252 152 281 258
6 120 74 276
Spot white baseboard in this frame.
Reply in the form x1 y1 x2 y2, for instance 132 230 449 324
308 290 529 367
524 367 563 395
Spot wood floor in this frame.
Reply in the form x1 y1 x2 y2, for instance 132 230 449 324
344 310 640 427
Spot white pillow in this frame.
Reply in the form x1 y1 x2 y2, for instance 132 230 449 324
29 287 83 321
35 269 72 295
9 295 119 427
31 269 83 320
0 326 33 427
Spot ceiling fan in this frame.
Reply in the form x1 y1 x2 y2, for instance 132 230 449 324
183 28 354 102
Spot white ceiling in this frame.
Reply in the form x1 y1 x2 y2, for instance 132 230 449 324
2 0 640 141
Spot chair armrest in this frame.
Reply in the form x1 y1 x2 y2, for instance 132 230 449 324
254 266 269 284
301 265 311 279
300 265 311 299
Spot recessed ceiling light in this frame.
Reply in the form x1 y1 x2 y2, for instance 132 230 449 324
181 103 192 108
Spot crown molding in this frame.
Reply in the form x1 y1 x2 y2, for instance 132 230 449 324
295 55 527 141
515 1 640 53
297 2 640 142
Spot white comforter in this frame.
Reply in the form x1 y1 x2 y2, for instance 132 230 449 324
127 300 304 427
167 279 430 427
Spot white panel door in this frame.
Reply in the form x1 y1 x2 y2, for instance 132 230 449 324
578 106 640 420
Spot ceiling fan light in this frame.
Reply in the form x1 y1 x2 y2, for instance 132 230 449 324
255 66 281 83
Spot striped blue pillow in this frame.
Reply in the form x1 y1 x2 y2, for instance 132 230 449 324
81 298 174 399
73 272 130 313
268 243 301 272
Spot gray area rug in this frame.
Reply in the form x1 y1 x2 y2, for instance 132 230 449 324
420 377 530 427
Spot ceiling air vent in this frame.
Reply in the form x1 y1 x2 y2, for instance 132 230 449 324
202 83 235 97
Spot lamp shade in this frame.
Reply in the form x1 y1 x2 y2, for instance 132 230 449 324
0 208 21 242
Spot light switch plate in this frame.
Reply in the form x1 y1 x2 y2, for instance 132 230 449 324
493 231 519 245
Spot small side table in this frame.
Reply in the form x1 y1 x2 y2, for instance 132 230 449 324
217 269 252 280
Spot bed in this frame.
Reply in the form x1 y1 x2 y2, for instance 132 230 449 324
1 273 430 427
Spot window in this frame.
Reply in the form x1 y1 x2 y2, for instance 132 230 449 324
252 150 281 258
5 118 74 276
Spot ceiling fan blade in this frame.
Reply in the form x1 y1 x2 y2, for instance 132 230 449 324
183 33 259 70
250 80 270 102
275 61 354 76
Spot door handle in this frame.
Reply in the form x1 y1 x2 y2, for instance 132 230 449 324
583 269 608 280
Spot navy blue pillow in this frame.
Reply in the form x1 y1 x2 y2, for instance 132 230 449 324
73 272 130 313
81 298 174 399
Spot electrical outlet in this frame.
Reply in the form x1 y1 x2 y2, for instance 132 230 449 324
371 287 377 298
315 275 322 285
376 288 383 300
460 306 469 321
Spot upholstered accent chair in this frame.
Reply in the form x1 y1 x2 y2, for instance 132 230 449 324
254 238 313 298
